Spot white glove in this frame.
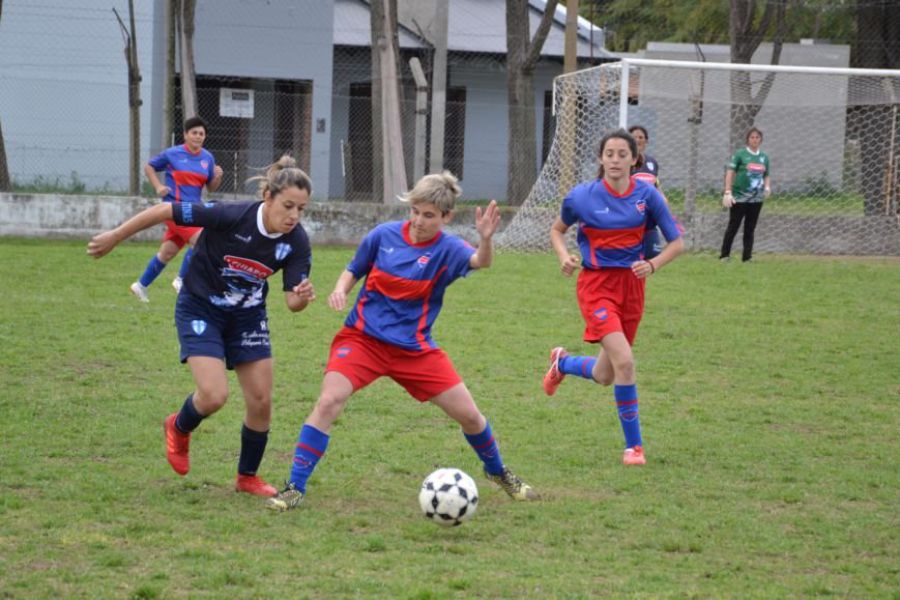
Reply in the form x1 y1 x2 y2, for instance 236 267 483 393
722 191 735 208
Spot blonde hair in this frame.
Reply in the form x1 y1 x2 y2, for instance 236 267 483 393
248 155 312 199
398 171 461 214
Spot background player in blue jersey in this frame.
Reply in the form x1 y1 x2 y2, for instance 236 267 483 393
543 129 684 466
131 116 224 302
88 156 315 497
629 125 665 260
266 171 538 512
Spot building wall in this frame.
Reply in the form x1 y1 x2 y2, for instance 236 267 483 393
0 0 157 190
150 0 335 200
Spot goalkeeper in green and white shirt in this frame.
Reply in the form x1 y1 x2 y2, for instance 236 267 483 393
719 127 771 262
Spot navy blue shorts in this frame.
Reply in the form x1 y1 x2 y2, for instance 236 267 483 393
175 291 271 369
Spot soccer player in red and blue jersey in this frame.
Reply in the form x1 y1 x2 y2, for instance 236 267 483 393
267 171 538 511
131 116 223 302
543 129 684 466
89 157 315 498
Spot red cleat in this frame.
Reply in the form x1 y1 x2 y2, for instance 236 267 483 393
622 446 646 466
542 347 568 396
164 413 190 475
235 474 278 497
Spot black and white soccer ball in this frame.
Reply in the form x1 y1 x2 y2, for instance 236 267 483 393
418 468 479 527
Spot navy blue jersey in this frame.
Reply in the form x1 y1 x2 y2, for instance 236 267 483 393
344 221 475 351
631 154 660 186
172 201 311 310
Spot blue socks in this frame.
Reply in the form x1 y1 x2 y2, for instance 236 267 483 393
174 393 204 433
289 424 330 493
559 355 598 380
464 422 504 476
139 255 167 287
178 247 193 279
238 424 269 476
614 384 642 448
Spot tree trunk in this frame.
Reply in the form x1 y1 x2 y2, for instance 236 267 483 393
178 0 198 119
127 0 141 196
505 0 558 205
728 0 784 148
370 0 385 201
162 0 176 146
851 2 900 215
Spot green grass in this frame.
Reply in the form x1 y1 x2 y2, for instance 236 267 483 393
1 239 898 598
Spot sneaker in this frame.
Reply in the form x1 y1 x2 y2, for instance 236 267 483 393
172 276 183 293
163 413 190 475
266 482 304 511
622 446 646 466
130 281 149 303
542 346 568 396
485 467 539 501
236 474 277 497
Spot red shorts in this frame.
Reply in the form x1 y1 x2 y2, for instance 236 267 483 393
576 268 645 345
162 220 202 249
325 327 462 401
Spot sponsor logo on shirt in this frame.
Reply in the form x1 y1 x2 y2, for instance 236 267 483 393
748 163 766 173
223 255 274 279
191 319 207 335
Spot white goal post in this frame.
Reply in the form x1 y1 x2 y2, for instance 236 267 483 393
497 58 900 256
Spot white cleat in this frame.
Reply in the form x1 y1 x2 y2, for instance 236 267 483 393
130 282 150 303
172 276 183 293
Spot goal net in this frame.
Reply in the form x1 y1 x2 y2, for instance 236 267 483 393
497 59 900 256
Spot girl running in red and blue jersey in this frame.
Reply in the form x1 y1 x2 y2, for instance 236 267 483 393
131 116 223 302
266 171 538 512
89 156 315 498
543 129 684 466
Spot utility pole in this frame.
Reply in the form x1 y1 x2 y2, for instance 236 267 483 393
409 58 429 182
428 0 449 174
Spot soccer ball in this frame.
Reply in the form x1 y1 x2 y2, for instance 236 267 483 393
418 468 479 527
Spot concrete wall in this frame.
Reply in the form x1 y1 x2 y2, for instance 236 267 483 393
3 193 898 256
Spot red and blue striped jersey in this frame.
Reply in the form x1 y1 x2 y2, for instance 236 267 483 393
344 221 476 352
148 144 216 204
561 178 680 269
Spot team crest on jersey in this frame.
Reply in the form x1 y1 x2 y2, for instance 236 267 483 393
593 307 608 322
191 320 207 335
275 243 292 261
201 160 209 170
417 254 431 268
635 200 646 214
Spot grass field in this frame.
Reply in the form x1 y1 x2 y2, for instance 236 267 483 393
1 239 898 599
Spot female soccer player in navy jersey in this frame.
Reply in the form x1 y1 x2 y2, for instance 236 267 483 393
542 129 684 466
266 171 538 512
131 116 224 302
88 156 315 497
629 125 666 260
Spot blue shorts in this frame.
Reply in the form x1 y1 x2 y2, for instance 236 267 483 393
175 291 271 369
